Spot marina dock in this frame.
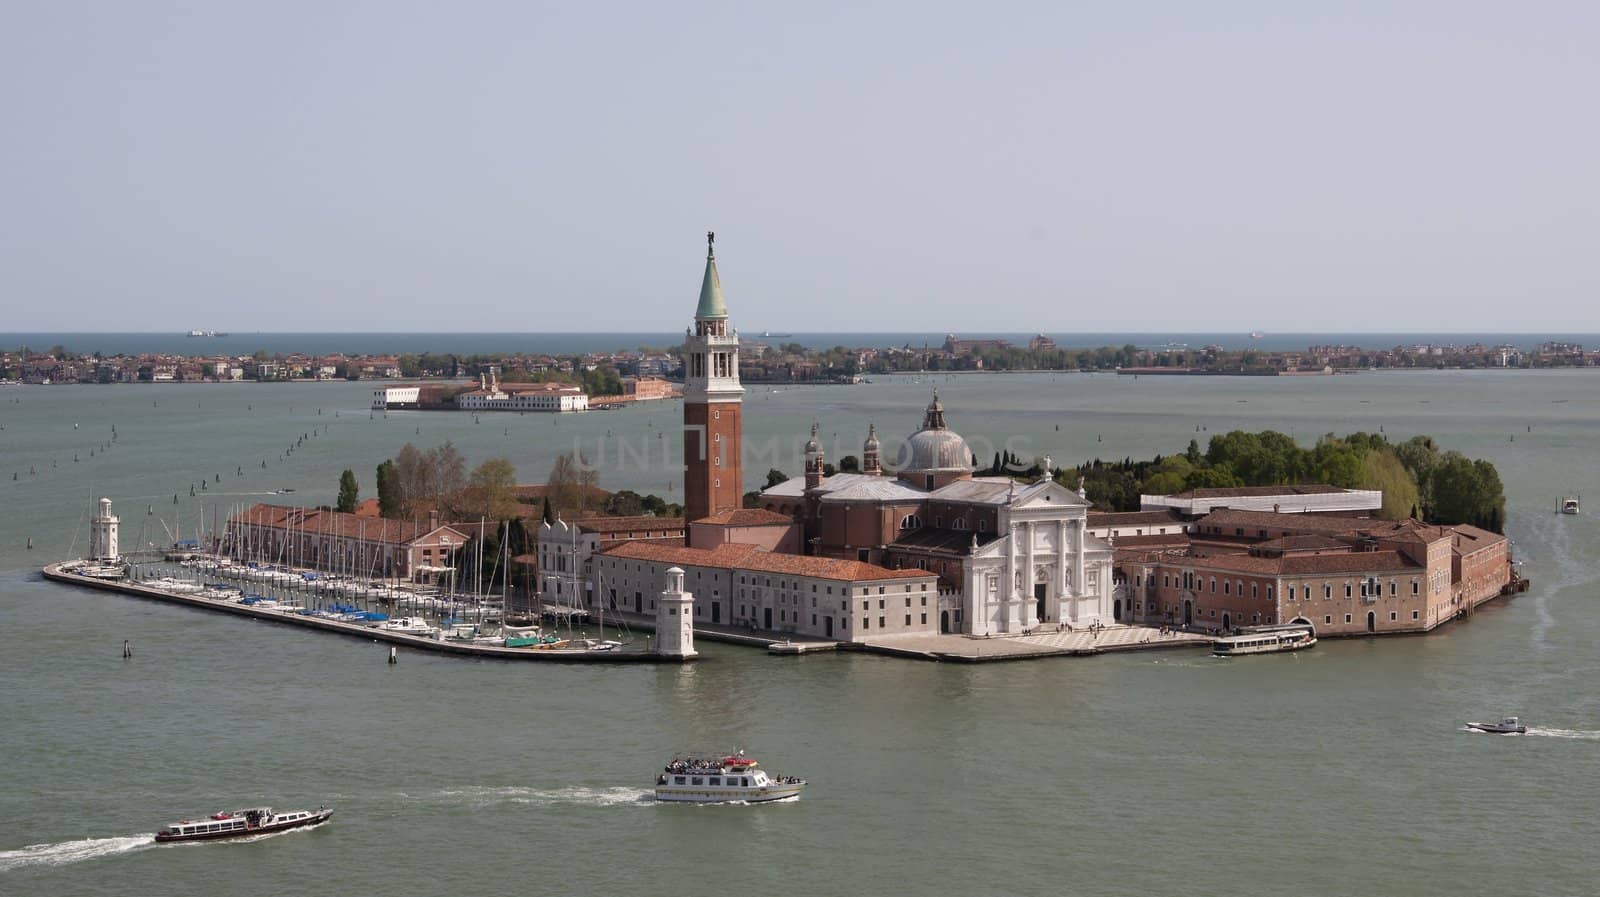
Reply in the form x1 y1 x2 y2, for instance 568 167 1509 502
41 562 689 664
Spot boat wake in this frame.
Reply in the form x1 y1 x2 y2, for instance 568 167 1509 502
1525 727 1600 741
419 786 654 808
0 834 154 872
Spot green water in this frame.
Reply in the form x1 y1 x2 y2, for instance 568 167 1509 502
2 373 1598 896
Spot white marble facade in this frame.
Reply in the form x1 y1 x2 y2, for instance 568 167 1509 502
962 480 1115 635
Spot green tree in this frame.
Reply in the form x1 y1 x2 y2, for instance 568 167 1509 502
838 454 861 473
375 460 402 518
1314 448 1363 489
459 457 519 521
605 490 645 516
1183 467 1243 491
1359 449 1420 520
764 468 790 489
336 469 359 513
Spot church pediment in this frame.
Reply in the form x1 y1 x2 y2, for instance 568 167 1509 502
1011 480 1090 511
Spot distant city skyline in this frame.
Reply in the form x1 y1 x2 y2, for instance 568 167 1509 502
3 2 1597 332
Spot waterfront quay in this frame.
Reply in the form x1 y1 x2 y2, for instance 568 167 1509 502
40 562 687 664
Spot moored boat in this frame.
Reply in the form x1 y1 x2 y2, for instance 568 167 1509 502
154 806 332 842
1466 717 1526 735
374 616 437 636
1212 624 1316 656
654 752 806 803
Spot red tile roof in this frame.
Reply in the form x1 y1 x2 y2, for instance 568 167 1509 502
1172 548 1418 577
229 504 463 545
600 541 935 583
571 515 686 534
1087 509 1185 528
691 509 795 527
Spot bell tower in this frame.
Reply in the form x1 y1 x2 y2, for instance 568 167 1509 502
682 231 744 522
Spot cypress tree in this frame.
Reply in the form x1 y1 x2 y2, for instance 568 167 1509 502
336 469 359 513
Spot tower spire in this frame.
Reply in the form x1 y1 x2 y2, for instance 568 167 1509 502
696 232 727 319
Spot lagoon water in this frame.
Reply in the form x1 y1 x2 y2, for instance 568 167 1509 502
2 371 1599 896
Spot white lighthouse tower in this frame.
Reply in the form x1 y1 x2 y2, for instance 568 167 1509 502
654 566 697 659
89 497 120 563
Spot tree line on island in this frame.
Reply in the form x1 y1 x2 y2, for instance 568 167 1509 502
749 431 1507 533
1057 430 1507 532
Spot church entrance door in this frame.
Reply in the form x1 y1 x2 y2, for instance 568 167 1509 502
1034 584 1047 622
1113 599 1122 622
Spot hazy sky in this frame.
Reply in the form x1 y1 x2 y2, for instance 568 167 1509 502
2 1 1596 333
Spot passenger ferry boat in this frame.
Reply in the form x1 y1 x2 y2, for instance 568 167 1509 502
154 806 332 843
1212 624 1316 656
655 753 806 804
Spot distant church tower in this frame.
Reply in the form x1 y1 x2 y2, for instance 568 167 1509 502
654 566 698 659
862 423 882 476
89 497 120 562
804 422 825 490
682 231 744 523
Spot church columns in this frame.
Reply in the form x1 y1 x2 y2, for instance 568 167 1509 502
1020 521 1037 629
1074 517 1086 601
1055 518 1068 622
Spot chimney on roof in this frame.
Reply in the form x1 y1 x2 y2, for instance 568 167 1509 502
428 509 439 531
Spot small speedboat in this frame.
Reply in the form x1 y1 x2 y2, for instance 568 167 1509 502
1466 717 1526 734
155 806 332 842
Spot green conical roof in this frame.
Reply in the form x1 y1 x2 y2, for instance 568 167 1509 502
696 250 727 319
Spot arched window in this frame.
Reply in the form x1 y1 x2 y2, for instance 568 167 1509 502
952 518 969 531
899 514 922 531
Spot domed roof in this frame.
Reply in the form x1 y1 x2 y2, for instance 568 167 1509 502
895 392 971 474
863 423 880 452
804 422 821 456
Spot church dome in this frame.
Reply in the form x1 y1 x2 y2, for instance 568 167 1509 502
899 428 970 472
895 393 971 474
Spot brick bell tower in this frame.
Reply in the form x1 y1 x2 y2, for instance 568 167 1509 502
682 231 744 522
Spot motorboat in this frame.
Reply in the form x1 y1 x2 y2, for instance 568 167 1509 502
155 806 332 842
1466 717 1526 735
1559 496 1580 515
374 617 437 636
1212 624 1316 656
655 752 806 804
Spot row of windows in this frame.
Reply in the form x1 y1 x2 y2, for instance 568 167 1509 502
861 614 927 630
1156 571 1423 600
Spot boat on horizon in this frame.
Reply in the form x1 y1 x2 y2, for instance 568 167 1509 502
155 806 332 843
1558 495 1580 515
654 752 806 803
